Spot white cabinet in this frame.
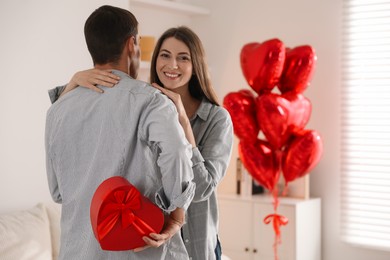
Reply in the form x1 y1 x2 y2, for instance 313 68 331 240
218 194 321 260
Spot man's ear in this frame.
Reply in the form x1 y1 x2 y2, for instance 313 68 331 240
127 36 136 55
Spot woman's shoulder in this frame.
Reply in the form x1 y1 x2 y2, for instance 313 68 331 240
201 99 232 124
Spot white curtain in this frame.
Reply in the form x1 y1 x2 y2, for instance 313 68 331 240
341 0 390 251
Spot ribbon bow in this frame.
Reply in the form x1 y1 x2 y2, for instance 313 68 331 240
264 213 289 241
97 188 156 240
264 213 289 260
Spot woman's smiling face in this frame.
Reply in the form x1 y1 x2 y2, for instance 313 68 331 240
156 37 193 91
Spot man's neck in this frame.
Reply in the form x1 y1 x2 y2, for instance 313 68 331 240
95 63 128 74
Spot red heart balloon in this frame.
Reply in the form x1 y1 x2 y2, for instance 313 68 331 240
281 130 323 183
223 89 259 141
240 39 286 95
256 92 312 150
238 139 279 191
278 45 317 94
282 91 312 134
256 93 291 150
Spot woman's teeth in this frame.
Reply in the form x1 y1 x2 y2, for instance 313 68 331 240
165 72 179 78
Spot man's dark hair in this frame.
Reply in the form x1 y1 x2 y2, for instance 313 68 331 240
84 5 138 65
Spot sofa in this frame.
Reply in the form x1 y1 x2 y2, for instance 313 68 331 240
0 203 231 260
0 203 61 260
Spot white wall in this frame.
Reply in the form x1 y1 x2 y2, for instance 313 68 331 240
1 1 390 260
0 0 128 212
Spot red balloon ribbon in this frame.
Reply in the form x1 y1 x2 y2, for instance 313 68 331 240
97 189 156 240
264 213 289 260
264 213 289 239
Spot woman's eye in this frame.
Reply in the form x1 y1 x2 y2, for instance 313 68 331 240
178 56 191 61
160 53 170 58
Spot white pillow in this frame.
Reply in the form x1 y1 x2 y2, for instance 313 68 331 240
0 203 52 260
44 202 61 260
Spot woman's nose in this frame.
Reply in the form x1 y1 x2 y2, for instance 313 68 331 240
168 60 178 70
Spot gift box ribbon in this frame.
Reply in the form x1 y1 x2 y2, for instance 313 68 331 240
97 188 157 240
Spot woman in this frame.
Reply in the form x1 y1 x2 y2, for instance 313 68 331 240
50 26 233 260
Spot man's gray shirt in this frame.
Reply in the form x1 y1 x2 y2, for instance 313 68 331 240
45 70 195 260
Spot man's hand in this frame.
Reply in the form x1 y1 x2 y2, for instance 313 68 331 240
132 208 185 253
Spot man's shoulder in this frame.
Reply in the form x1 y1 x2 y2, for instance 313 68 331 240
114 78 174 107
115 77 157 96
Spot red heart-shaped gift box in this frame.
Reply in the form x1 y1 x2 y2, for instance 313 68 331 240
90 176 164 251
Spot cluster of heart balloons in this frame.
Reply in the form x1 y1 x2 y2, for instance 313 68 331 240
223 38 323 194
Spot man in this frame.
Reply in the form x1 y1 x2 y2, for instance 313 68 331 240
45 5 195 260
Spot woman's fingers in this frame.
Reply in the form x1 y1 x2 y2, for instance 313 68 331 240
150 83 189 120
89 78 113 88
103 69 121 80
151 82 161 88
85 83 104 93
151 83 178 101
99 70 121 84
90 70 120 88
151 83 166 93
151 83 170 94
72 69 120 91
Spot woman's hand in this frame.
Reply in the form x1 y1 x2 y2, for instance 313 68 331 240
151 83 187 123
60 69 120 97
151 83 196 147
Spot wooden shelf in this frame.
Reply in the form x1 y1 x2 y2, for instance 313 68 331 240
130 0 210 16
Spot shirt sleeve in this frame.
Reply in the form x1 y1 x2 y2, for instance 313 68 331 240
139 92 196 213
48 85 66 104
191 108 233 202
45 111 62 203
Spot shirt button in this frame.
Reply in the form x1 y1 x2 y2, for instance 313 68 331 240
185 239 190 243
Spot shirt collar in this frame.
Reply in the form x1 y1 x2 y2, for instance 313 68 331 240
192 98 213 121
